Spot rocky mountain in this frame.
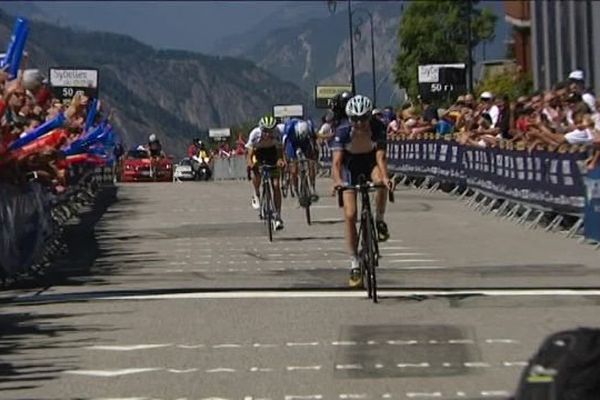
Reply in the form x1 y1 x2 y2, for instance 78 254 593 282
0 10 310 156
213 2 406 107
213 1 509 107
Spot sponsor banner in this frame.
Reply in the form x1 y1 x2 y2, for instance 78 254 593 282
49 67 99 100
314 84 352 108
209 128 231 138
273 104 303 118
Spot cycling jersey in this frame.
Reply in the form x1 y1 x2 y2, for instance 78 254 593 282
246 126 282 171
331 118 387 185
245 126 282 150
282 118 315 160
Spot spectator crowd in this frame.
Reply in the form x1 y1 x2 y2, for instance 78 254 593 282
377 69 600 168
0 62 114 192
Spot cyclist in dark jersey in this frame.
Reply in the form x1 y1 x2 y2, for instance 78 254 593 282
331 94 392 288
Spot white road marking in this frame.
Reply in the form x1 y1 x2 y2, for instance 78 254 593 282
177 344 205 349
397 362 430 368
387 340 418 345
335 364 364 370
486 338 520 344
284 396 323 400
406 393 442 398
481 391 511 397
464 362 491 368
64 368 161 377
168 368 198 373
86 344 171 351
448 339 475 344
249 367 274 372
286 342 320 347
101 289 600 300
206 368 236 373
286 365 322 371
331 341 357 346
503 361 528 367
339 394 367 399
253 343 278 348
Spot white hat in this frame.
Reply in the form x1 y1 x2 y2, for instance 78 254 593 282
568 70 584 81
480 91 493 100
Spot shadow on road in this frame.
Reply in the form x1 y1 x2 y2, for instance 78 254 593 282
0 309 124 393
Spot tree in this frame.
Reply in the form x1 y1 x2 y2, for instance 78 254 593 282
393 0 497 100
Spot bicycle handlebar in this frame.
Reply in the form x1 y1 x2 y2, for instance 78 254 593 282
336 181 395 208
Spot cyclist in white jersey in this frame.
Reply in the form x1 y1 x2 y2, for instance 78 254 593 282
246 115 285 230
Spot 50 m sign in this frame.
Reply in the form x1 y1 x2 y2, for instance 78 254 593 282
49 67 99 101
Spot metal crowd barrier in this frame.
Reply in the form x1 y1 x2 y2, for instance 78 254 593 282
320 136 597 242
0 168 113 285
212 155 248 180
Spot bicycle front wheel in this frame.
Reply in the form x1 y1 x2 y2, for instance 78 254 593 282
300 173 312 225
364 210 378 303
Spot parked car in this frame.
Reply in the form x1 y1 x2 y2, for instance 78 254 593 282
120 148 173 182
174 157 195 181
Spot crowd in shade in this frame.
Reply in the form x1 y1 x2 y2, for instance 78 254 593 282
379 69 600 168
0 17 117 193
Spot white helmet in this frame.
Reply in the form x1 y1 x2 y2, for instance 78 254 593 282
148 134 157 142
345 94 373 118
295 120 310 140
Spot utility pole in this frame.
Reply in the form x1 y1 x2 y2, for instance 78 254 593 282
466 0 473 93
348 0 356 95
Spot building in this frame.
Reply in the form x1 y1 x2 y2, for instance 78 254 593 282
504 0 600 95
504 1 531 75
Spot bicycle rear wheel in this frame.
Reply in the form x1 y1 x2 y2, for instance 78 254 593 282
282 169 290 198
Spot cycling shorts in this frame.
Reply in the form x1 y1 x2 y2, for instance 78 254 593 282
342 150 378 185
252 146 280 178
285 138 314 161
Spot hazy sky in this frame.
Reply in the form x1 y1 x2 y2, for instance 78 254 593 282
31 1 331 53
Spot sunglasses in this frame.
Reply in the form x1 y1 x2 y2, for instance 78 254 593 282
350 115 370 123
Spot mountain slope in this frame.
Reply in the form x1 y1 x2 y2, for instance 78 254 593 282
214 1 510 106
215 2 405 106
0 10 310 156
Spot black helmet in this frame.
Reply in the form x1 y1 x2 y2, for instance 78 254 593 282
330 91 353 117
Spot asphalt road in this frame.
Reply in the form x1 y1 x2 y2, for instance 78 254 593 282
1 178 600 400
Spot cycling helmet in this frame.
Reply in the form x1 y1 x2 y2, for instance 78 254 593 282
330 91 353 115
259 115 277 130
148 134 157 142
295 120 310 140
346 94 373 118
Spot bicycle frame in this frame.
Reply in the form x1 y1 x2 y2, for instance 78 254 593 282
337 177 394 303
259 165 277 242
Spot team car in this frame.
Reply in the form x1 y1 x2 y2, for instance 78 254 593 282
120 148 173 182
173 157 195 181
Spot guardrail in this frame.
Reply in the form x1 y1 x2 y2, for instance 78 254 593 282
212 156 248 180
0 168 114 286
320 136 598 244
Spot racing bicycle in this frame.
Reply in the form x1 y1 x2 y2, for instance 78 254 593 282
337 176 394 303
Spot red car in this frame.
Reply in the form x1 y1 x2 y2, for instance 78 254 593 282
120 149 173 182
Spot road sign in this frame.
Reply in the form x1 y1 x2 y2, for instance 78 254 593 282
49 67 99 101
417 64 466 102
273 104 304 118
209 128 231 138
315 84 352 108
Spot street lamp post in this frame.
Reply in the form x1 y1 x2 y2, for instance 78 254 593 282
347 0 356 95
351 8 376 106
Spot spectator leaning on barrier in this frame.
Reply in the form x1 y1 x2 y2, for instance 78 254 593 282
479 91 500 128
